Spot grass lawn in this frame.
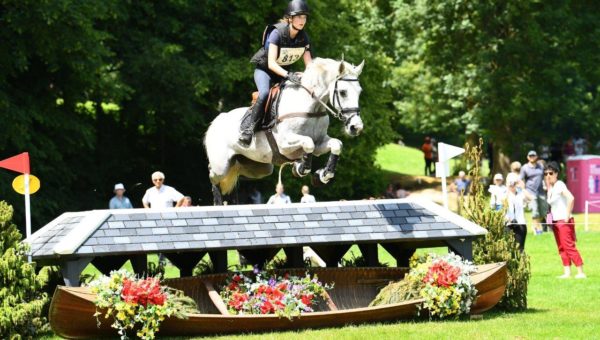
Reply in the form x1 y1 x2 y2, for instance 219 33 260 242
375 143 489 177
180 229 600 340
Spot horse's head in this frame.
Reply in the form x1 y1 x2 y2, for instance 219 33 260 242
303 58 365 137
330 60 364 136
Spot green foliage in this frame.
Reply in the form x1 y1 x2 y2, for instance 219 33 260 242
0 1 397 229
388 0 600 155
0 201 49 339
462 141 531 310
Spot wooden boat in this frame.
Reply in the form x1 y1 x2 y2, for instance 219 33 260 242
49 263 506 338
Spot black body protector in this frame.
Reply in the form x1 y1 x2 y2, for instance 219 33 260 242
240 22 311 147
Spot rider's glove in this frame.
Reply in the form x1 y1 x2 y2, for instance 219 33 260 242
286 72 302 84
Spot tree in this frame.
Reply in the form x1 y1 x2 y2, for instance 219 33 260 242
0 201 49 338
388 0 600 166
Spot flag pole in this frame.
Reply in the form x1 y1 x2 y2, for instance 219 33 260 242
25 172 32 263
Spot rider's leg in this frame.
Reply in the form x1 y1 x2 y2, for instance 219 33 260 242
239 69 271 146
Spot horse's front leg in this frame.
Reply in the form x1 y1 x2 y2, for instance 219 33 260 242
279 132 315 154
313 136 343 184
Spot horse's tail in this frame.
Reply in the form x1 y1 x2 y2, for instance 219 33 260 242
219 160 241 195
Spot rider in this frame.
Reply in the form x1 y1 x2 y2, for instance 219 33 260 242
239 0 313 147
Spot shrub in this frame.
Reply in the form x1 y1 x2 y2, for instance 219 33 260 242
0 201 49 339
461 141 531 310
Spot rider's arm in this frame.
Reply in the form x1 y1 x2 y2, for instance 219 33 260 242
267 43 290 78
303 49 313 67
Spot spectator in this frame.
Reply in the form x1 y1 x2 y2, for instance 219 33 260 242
109 183 133 209
181 196 193 207
300 185 316 203
421 136 434 176
453 171 471 194
562 138 575 164
488 173 507 211
520 150 547 234
539 139 551 162
249 187 263 204
266 183 291 204
544 162 586 279
394 183 410 199
573 136 588 156
384 183 397 199
510 161 522 176
142 171 185 208
505 173 533 252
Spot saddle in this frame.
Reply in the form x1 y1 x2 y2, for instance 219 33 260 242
250 83 284 130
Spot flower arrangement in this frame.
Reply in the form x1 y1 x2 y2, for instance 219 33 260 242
88 270 196 340
370 253 477 319
219 268 333 319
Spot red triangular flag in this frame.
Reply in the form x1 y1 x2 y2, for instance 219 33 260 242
0 152 30 174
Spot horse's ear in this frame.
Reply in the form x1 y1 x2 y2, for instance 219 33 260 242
354 60 365 76
339 61 345 75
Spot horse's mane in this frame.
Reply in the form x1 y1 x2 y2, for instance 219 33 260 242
302 58 358 90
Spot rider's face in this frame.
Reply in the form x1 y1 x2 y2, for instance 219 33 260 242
291 15 307 29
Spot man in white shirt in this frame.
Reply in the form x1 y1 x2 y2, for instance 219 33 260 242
142 171 185 208
300 185 316 203
266 183 291 204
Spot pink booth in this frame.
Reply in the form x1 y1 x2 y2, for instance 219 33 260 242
566 155 600 213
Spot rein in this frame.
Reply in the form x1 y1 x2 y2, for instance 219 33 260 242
277 75 360 124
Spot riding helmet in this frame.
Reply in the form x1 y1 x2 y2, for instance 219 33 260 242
285 0 310 17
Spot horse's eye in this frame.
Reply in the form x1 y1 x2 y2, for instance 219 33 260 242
340 90 347 97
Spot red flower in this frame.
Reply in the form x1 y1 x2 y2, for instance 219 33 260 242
301 294 313 306
261 300 274 314
423 261 461 287
121 277 167 307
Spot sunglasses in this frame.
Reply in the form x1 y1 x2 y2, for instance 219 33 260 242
153 178 164 182
543 171 555 176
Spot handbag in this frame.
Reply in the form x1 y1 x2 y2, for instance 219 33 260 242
545 208 553 226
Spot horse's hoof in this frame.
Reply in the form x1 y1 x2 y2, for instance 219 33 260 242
314 169 334 185
292 162 310 178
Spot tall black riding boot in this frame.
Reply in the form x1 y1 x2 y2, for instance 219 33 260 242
238 97 266 147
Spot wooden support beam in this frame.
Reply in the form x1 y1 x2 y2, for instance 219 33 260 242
283 247 304 268
208 250 228 273
446 238 473 261
380 243 416 267
238 248 280 268
165 252 207 276
91 255 129 275
60 257 93 287
310 244 351 267
358 243 379 267
129 255 147 275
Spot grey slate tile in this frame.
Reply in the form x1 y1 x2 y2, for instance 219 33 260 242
358 226 373 233
145 213 161 219
156 219 169 227
281 236 296 244
277 215 293 222
174 242 190 249
321 213 337 220
108 221 125 229
254 231 270 238
142 243 159 251
245 224 260 231
78 246 94 254
119 229 138 236
156 242 175 250
222 210 239 217
310 235 327 242
269 230 285 237
340 234 356 241
193 234 209 241
114 237 131 244
339 205 356 212
405 217 421 223
296 207 312 214
206 211 223 218
103 229 120 237
348 219 363 226
233 217 249 224
152 228 169 235
365 211 382 218
136 228 153 236
202 218 218 225
140 220 157 228
247 216 264 223
176 211 194 218
275 223 290 229
113 214 131 221
191 211 209 218
237 209 254 216
124 221 141 228
172 219 188 226
333 220 350 227
188 241 205 248
326 206 342 213
263 216 278 223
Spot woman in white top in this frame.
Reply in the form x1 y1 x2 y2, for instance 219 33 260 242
267 183 292 204
545 162 586 279
489 173 507 211
504 173 533 252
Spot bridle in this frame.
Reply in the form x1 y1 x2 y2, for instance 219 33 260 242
292 75 361 125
